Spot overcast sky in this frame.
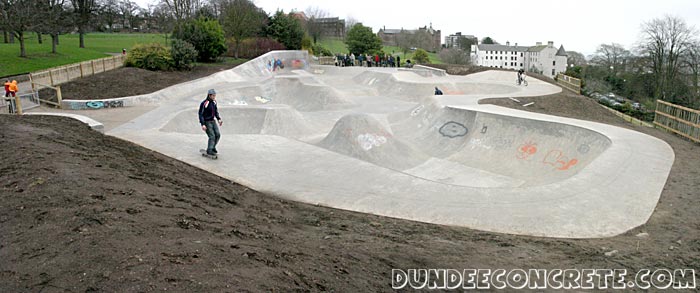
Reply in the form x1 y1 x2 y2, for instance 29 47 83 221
248 0 700 57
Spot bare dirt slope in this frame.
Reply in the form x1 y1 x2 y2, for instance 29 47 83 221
1 69 699 291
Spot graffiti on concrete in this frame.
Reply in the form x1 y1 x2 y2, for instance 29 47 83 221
439 121 468 138
543 150 578 171
410 105 424 117
82 100 124 109
289 59 307 69
356 133 388 151
516 141 538 160
577 144 591 154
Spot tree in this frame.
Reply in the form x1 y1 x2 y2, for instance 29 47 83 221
72 0 96 48
172 16 226 62
35 0 71 53
683 41 700 106
413 48 429 64
265 10 304 50
567 50 587 66
395 30 413 57
219 0 267 58
344 23 381 55
439 48 469 65
1 0 36 57
457 37 474 53
99 0 119 32
118 0 138 29
481 36 496 44
304 6 329 43
344 16 358 34
591 43 630 73
638 15 696 102
162 0 199 23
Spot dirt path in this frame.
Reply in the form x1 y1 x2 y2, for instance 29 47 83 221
1 75 698 291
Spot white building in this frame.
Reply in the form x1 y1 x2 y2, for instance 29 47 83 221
471 41 568 79
471 41 529 71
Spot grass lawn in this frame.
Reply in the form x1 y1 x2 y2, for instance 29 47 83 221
0 33 168 77
317 38 442 64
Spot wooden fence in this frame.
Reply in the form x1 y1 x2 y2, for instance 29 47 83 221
654 100 700 143
556 73 581 94
29 55 126 88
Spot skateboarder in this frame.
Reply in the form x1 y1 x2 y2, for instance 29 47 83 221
434 87 443 95
199 89 223 157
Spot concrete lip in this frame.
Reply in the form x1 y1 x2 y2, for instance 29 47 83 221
103 51 673 238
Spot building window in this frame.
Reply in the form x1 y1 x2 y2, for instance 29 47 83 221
552 69 555 76
520 63 523 67
520 53 523 57
553 61 556 66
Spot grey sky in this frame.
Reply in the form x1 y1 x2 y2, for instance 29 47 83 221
251 0 700 57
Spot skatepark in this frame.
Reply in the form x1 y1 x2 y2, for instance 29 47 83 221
42 51 674 238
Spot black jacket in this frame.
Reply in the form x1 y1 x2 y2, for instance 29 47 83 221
198 98 221 125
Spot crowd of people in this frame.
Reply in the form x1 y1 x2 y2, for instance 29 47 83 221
334 53 411 68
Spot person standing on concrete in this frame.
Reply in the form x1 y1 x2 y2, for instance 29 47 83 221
4 80 10 97
199 89 223 156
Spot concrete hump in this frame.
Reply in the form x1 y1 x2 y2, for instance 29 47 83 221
160 106 314 138
317 114 429 171
272 77 355 111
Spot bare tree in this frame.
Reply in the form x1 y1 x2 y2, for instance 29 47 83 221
72 0 97 48
118 0 138 29
591 43 630 73
36 0 71 53
162 0 199 24
1 0 36 56
682 41 700 106
566 50 587 66
99 0 119 32
219 0 266 58
638 15 696 100
344 15 358 34
439 48 469 65
304 6 329 43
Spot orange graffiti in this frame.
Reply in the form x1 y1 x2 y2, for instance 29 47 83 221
543 150 578 170
516 142 538 160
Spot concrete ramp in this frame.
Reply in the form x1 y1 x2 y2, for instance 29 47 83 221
105 50 675 238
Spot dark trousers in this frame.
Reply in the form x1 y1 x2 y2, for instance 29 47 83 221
204 120 220 153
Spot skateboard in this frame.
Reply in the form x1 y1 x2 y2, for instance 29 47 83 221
200 149 218 160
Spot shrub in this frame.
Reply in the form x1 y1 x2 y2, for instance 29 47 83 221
230 37 285 59
301 35 313 53
413 48 430 64
125 43 173 71
172 17 226 62
311 43 332 56
171 39 198 70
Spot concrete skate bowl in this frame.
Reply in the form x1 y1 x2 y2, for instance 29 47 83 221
317 106 611 188
107 50 675 239
223 76 356 112
161 106 316 139
352 71 515 100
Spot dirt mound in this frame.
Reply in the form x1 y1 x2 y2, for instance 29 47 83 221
39 64 241 101
2 69 699 291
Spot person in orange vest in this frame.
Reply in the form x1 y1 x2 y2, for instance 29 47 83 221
8 80 18 97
